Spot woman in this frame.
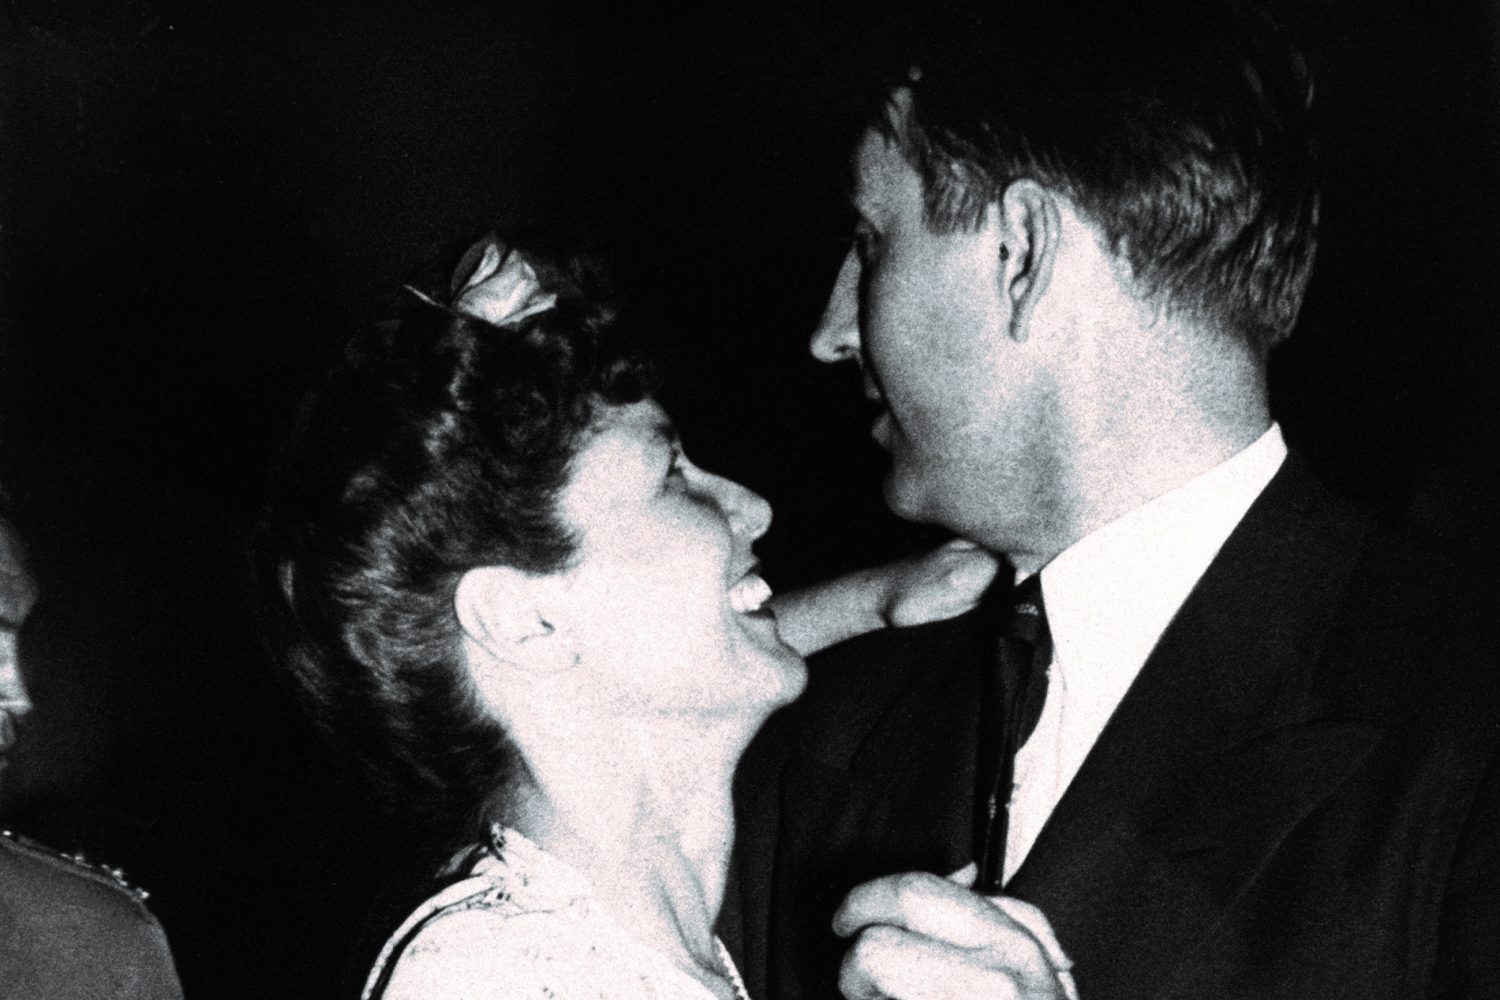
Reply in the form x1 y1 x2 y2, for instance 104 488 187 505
262 232 993 999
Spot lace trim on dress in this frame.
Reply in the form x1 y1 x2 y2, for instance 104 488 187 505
362 826 750 1000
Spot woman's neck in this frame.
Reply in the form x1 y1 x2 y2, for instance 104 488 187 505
506 714 748 983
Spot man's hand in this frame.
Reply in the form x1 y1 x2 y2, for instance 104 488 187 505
833 866 1079 1000
879 539 999 628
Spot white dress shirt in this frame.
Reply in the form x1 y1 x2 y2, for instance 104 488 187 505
1002 424 1289 884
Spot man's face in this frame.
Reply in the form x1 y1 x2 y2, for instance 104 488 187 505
0 517 38 782
810 97 1062 554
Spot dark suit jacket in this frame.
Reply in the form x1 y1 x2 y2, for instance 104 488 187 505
731 457 1500 1000
0 829 183 1000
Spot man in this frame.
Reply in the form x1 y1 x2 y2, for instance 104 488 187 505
733 2 1500 998
0 502 183 999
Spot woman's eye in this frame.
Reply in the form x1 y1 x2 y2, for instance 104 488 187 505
663 446 689 487
853 225 881 265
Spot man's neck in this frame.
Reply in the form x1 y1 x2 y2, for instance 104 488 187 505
1010 395 1272 575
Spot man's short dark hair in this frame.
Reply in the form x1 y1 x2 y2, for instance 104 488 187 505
882 0 1318 351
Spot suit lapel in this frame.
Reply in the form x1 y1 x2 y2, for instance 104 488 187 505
766 590 1003 998
781 590 998 878
1007 457 1381 1000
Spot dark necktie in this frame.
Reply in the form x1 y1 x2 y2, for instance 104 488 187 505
973 574 1053 893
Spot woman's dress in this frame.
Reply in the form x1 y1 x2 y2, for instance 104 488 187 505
364 827 751 1000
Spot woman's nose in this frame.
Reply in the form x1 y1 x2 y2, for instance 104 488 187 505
809 249 862 364
709 475 773 542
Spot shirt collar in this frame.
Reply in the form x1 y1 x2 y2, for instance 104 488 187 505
1037 424 1289 691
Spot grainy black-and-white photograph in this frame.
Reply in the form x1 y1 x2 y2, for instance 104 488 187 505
2 1 1498 997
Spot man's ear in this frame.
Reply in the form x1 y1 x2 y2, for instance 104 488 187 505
454 565 569 671
994 180 1060 343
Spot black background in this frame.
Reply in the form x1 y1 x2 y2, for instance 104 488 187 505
2 1 1497 997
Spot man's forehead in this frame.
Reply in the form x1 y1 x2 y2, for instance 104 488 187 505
848 85 919 209
850 124 917 217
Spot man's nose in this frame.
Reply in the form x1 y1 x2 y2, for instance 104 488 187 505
809 249 862 364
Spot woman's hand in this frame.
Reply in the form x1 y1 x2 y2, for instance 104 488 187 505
878 538 1000 628
769 540 999 656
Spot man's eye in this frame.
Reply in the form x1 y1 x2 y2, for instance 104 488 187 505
854 226 881 264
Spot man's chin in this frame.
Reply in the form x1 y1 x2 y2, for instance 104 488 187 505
881 463 982 542
881 466 937 524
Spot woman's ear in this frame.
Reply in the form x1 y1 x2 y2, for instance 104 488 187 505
994 180 1060 343
454 566 569 672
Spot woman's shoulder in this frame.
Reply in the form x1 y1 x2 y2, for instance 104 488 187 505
365 829 619 1000
380 902 602 1000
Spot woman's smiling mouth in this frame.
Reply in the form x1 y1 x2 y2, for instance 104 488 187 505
728 570 773 614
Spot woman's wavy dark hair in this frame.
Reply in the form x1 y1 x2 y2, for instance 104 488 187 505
259 233 655 855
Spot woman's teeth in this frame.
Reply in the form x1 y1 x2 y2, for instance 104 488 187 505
729 574 773 613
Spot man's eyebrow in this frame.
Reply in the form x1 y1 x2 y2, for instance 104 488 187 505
842 153 866 211
845 189 876 224
847 168 885 221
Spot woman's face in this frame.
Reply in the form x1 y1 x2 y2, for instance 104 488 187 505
551 399 806 719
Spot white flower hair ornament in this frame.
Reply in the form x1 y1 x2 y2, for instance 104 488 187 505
406 233 558 328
